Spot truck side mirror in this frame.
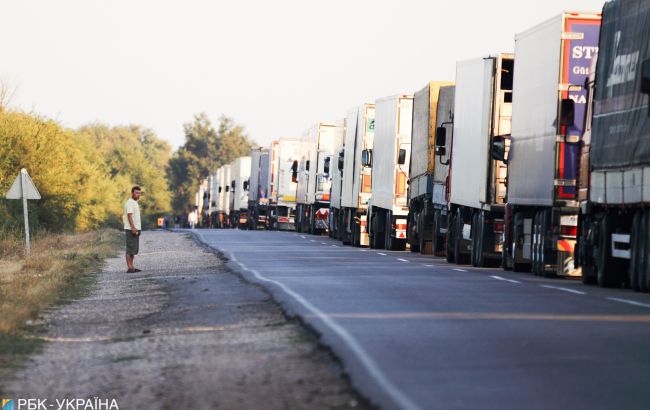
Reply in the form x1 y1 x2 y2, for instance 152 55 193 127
218 187 222 193
560 98 575 127
305 160 310 172
435 126 446 147
397 148 407 165
243 180 249 191
338 153 344 171
641 59 650 94
491 136 508 163
324 157 331 177
231 180 235 189
361 149 372 167
290 160 298 183
225 186 229 192
642 59 650 116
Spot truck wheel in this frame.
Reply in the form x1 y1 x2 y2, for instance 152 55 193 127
418 212 431 255
580 215 596 284
471 213 479 267
431 210 441 256
477 212 486 267
385 212 394 250
446 214 456 263
642 210 650 292
595 214 621 288
630 211 644 292
409 211 420 252
454 209 469 265
512 212 530 272
531 212 539 275
539 210 556 278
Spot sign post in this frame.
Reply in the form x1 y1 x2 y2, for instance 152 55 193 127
6 168 41 257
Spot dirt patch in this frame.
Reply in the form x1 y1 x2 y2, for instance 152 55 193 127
0 231 370 409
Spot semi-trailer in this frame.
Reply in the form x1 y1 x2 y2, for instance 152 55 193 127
268 137 301 231
577 0 650 290
366 94 413 251
440 54 514 266
295 122 337 234
215 164 232 228
248 147 271 230
328 119 346 239
502 12 601 275
340 104 375 246
408 81 454 254
229 156 251 229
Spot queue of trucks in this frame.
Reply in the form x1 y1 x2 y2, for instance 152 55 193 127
194 0 650 293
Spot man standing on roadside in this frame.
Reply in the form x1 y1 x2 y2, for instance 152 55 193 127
124 186 142 273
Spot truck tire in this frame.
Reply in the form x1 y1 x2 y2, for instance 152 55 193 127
418 211 430 255
454 209 469 265
431 210 442 256
370 211 385 249
642 210 650 292
512 212 530 272
471 213 479 267
446 213 456 263
595 214 621 288
630 211 644 292
531 212 540 275
539 210 556 278
580 215 596 284
409 211 420 253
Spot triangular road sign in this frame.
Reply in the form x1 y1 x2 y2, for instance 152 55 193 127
6 168 41 200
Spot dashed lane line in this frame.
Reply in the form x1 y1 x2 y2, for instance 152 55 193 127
377 252 387 256
453 268 468 272
490 275 521 284
607 297 650 309
540 285 586 295
397 258 409 263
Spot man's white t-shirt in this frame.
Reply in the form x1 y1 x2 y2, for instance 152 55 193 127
123 198 141 230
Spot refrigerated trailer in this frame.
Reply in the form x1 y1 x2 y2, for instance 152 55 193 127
216 164 232 228
269 137 301 231
504 12 601 276
295 122 337 234
340 104 375 246
366 94 413 251
248 148 271 230
408 81 454 254
577 0 650 290
328 119 346 239
229 156 251 229
442 54 514 266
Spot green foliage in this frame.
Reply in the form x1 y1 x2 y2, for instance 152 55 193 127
168 113 254 214
0 111 172 233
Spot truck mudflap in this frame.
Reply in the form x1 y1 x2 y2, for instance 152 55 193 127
395 218 407 239
360 215 369 246
315 208 329 230
557 239 576 252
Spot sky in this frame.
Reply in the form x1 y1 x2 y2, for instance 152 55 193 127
1 0 607 150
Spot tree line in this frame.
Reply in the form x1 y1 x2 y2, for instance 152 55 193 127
0 106 253 234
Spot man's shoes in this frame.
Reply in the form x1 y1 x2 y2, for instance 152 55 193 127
126 268 142 273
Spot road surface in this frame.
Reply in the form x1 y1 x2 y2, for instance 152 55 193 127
195 229 650 410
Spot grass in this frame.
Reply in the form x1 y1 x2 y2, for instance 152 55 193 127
0 229 121 382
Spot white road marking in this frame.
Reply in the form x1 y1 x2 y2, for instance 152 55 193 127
453 268 467 272
331 245 338 247
397 258 409 262
300 235 306 239
607 297 650 309
224 250 421 410
377 252 387 256
490 275 521 284
310 239 316 242
321 242 327 245
424 264 434 267
540 285 586 295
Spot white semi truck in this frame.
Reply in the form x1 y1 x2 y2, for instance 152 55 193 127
215 164 232 228
328 119 346 239
295 122 337 234
248 148 271 230
366 94 413 251
229 156 251 229
440 54 514 266
339 104 375 246
408 81 454 254
503 12 601 275
268 137 301 230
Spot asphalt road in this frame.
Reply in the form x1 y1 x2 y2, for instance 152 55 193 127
194 229 650 410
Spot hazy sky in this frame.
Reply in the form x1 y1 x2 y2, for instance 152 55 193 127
1 0 606 149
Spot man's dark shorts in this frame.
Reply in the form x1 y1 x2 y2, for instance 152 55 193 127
125 230 141 255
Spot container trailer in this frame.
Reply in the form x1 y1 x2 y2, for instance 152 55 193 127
229 156 251 229
366 94 413 251
577 0 650 290
215 164 232 228
440 54 514 266
408 81 454 254
248 148 271 230
503 12 601 275
295 122 337 234
268 137 301 230
328 119 346 239
340 104 375 246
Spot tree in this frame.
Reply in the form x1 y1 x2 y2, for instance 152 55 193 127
168 114 254 215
